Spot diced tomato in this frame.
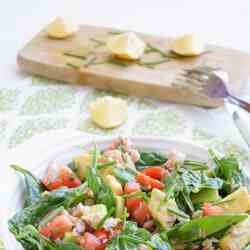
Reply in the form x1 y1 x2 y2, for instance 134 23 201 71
135 172 165 190
125 198 144 213
43 165 81 191
202 202 224 216
141 167 166 180
59 166 81 188
42 163 63 191
43 179 63 191
39 214 73 240
94 228 110 245
124 182 141 194
131 201 151 225
80 232 103 250
39 226 52 238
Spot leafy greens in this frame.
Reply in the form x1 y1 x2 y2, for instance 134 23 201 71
86 145 116 210
10 165 44 207
209 149 245 196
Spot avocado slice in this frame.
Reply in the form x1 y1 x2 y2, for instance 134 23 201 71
220 216 250 250
115 195 125 219
74 153 92 180
218 187 250 213
63 232 78 243
104 175 123 195
82 204 107 228
148 188 178 229
191 189 220 204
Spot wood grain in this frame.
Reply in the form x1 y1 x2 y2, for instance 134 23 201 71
17 24 250 107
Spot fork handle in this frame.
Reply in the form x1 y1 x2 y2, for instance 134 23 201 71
226 95 250 113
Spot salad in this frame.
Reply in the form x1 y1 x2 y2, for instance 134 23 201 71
8 138 250 250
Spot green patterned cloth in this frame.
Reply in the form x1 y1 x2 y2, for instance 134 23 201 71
0 76 249 249
0 76 248 156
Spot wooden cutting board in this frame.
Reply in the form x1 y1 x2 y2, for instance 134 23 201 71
17 24 250 107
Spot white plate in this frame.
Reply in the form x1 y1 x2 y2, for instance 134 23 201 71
1 135 209 250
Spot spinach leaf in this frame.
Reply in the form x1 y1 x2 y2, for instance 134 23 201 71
123 221 151 239
244 244 250 250
183 160 209 171
181 169 223 194
106 221 153 249
15 224 49 250
16 225 88 250
164 170 194 213
209 149 244 195
167 214 247 243
151 234 173 250
136 151 167 170
58 243 88 250
107 222 173 250
172 169 223 213
113 167 135 184
9 183 87 236
86 146 116 210
10 165 44 207
175 188 195 213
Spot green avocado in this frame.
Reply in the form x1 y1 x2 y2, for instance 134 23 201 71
115 195 125 219
63 232 78 243
148 188 178 229
191 189 220 204
220 216 250 250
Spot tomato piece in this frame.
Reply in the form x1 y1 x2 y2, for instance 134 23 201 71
124 182 141 194
49 214 74 239
125 197 151 225
94 228 110 245
132 201 151 225
40 214 73 240
43 165 81 190
135 172 165 190
202 202 223 216
39 226 52 238
59 166 81 188
141 167 166 180
42 164 63 191
80 232 103 250
125 198 144 213
43 179 63 191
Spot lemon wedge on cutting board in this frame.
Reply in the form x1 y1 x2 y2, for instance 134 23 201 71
170 33 205 56
47 17 78 39
107 32 146 60
89 96 128 128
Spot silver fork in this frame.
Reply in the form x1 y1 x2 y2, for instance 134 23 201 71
181 66 250 148
181 66 250 112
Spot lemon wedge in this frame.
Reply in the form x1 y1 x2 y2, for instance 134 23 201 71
89 96 128 128
170 33 205 56
47 17 78 39
107 32 146 60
